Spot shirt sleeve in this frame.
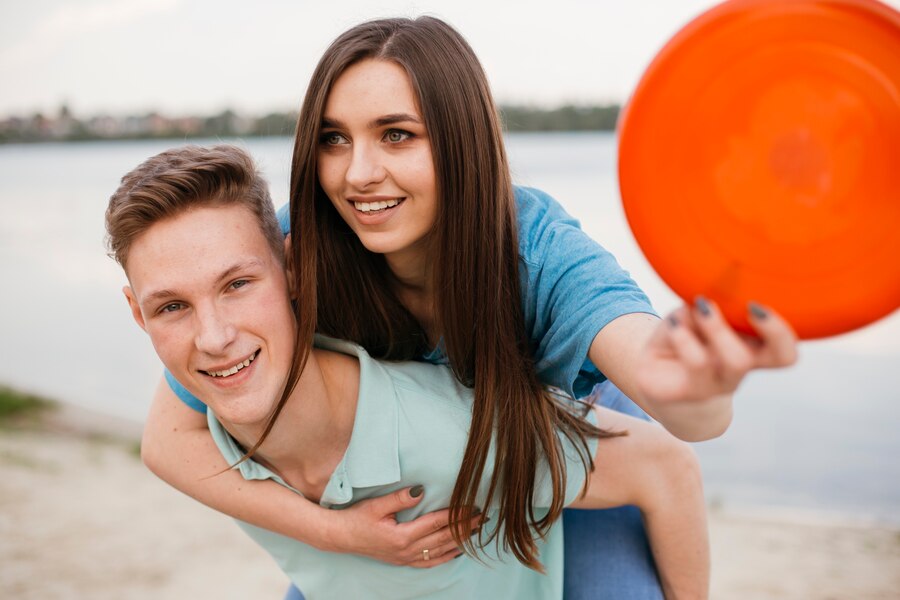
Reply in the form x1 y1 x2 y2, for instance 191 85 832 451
515 187 657 399
164 369 207 414
164 202 292 409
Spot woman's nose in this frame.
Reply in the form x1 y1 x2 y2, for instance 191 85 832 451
345 144 387 189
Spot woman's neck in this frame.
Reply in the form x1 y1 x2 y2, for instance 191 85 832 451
385 243 439 345
220 348 360 501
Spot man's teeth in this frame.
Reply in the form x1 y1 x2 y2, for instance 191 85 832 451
354 198 401 212
209 355 255 378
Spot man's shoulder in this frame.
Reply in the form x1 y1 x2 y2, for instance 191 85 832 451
314 335 473 412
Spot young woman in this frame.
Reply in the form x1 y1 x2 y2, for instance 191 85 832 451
142 16 797 599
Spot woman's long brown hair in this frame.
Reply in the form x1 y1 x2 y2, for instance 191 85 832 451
268 16 624 570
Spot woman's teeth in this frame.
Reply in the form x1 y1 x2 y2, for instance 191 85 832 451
208 354 256 378
353 198 401 212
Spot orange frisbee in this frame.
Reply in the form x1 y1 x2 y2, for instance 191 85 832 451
618 0 900 339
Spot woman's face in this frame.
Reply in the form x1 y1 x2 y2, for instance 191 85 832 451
317 59 437 266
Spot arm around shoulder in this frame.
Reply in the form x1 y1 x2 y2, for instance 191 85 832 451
142 376 341 551
141 376 466 566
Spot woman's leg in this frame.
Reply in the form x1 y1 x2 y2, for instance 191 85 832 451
562 381 664 600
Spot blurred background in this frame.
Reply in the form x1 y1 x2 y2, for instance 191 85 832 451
1 0 898 597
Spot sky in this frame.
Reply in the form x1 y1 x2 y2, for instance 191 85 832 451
0 0 783 118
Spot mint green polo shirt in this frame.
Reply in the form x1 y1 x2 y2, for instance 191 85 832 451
208 336 599 599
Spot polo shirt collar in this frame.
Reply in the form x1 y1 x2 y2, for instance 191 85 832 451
315 335 401 506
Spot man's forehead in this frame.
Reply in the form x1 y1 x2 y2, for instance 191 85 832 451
126 206 277 301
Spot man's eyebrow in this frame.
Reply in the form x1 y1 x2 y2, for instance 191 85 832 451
140 259 267 306
320 113 422 130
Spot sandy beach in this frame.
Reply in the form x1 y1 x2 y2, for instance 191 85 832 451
1 404 898 600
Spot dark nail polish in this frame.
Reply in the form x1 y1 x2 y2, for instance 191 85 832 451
410 485 424 498
748 302 768 320
668 314 679 328
695 296 711 317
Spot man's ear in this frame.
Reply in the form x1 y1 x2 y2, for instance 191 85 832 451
123 286 147 331
283 234 298 299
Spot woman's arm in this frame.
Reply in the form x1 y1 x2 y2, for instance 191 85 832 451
588 299 798 441
569 405 709 600
141 377 467 566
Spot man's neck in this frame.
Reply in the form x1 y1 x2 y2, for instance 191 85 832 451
220 347 360 501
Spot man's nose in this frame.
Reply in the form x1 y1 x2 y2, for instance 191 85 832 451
194 306 237 355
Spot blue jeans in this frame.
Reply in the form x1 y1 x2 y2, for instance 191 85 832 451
562 380 663 599
284 381 662 600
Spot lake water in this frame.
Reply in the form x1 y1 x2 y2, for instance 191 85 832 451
1 133 897 523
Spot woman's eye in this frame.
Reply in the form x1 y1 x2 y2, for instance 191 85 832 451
320 132 348 145
230 279 249 290
385 129 411 143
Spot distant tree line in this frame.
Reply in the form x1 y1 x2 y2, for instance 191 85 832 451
0 103 621 144
501 104 620 132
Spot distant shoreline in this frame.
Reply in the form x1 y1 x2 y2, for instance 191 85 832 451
0 104 620 145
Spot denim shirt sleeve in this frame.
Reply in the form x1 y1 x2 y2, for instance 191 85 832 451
515 186 656 399
164 369 208 414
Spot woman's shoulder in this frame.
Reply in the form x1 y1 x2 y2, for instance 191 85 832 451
514 186 576 224
513 185 583 265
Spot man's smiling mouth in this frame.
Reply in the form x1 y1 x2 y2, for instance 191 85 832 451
201 350 259 378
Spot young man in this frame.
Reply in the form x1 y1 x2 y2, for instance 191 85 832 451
107 145 708 599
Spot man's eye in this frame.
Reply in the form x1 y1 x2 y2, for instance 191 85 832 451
385 129 411 143
160 303 184 314
231 279 249 290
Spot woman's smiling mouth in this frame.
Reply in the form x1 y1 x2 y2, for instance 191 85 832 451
350 197 405 213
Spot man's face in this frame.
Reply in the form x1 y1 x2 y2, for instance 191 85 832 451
124 204 295 426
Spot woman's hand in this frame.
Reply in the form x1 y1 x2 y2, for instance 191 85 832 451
323 487 483 568
634 298 798 440
638 298 797 401
590 299 798 442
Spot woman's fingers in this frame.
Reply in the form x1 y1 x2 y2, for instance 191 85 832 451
397 507 484 567
665 308 709 373
690 297 755 385
407 546 464 568
662 297 796 394
746 302 799 368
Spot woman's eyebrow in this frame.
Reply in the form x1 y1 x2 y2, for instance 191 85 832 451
321 117 342 129
370 113 421 128
320 113 422 130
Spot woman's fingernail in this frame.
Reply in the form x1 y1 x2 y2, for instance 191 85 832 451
748 302 768 320
668 314 679 328
410 485 424 498
695 296 711 317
